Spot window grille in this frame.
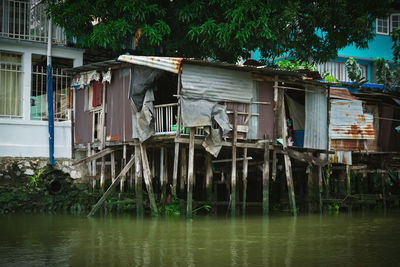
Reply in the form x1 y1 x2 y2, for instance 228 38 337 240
0 51 22 117
0 0 66 44
31 65 71 121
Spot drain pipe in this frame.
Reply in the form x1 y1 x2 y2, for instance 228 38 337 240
47 18 55 165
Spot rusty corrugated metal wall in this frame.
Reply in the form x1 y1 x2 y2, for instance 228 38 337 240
329 99 374 140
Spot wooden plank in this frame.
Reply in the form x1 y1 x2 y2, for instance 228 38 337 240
186 128 195 219
242 147 248 217
100 156 106 191
205 153 213 201
160 147 167 215
73 147 119 166
287 149 327 166
278 83 297 216
318 165 323 214
180 147 187 191
262 140 270 216
120 144 127 192
87 156 135 217
111 151 116 184
140 144 158 217
231 110 238 217
272 150 277 181
228 124 248 133
135 144 143 217
346 164 352 214
172 142 179 196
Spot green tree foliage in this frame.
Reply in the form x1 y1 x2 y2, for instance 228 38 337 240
374 58 400 91
345 57 363 82
44 0 391 63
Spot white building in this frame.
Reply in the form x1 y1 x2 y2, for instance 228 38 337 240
0 0 83 158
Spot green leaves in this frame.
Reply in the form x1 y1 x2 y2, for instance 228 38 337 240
44 0 392 63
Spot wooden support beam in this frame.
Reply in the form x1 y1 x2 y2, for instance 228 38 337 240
346 164 352 214
187 128 195 219
307 165 313 213
73 147 119 166
180 147 187 191
92 148 97 190
382 173 387 213
272 150 277 181
87 156 135 217
135 144 143 217
318 165 323 214
100 156 106 191
205 153 213 201
231 110 238 217
160 147 166 215
172 142 179 196
287 149 327 166
120 144 127 192
111 151 116 184
242 147 248 217
140 144 158 217
278 83 297 216
262 140 270 216
284 154 297 216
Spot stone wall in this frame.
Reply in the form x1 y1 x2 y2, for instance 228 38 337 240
0 157 86 184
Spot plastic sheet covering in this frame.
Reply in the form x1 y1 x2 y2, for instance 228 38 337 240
181 97 231 157
131 89 155 142
202 127 223 157
286 95 305 130
129 66 163 112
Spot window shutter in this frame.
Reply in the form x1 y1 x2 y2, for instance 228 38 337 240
92 81 102 107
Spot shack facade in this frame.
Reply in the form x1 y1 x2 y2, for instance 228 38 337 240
69 56 330 217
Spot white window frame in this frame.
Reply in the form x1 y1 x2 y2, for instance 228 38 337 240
391 13 400 33
376 17 390 35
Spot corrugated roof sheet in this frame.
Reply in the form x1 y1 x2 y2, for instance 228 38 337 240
330 87 358 100
118 55 183 73
329 99 375 140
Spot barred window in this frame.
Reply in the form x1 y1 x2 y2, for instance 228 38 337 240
0 51 22 117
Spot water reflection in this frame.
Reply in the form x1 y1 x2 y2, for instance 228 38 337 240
1 213 400 266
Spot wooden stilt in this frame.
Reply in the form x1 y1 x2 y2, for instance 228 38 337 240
262 141 270 216
135 144 143 217
284 154 296 216
111 151 116 184
100 156 106 191
88 156 135 217
231 111 238 217
242 147 248 217
87 143 92 186
172 142 180 196
277 81 296 216
272 150 277 181
187 128 195 219
160 147 166 215
140 144 158 217
307 165 313 213
318 165 323 214
92 148 97 190
180 147 187 191
205 153 213 201
120 144 127 192
180 147 187 215
382 173 387 212
346 164 352 214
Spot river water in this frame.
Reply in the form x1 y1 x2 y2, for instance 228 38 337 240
0 212 399 266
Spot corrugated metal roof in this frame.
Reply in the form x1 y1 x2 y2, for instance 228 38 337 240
330 87 358 100
118 55 183 73
180 63 255 103
64 59 122 73
329 99 375 140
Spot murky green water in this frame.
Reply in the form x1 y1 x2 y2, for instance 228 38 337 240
1 212 400 266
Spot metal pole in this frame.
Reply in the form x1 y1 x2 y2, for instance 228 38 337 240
47 17 54 165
